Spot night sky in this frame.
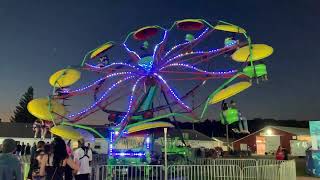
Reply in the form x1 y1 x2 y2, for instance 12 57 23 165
1 0 320 124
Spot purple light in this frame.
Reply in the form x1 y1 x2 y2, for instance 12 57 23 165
163 28 209 59
123 43 141 60
162 48 221 67
85 62 140 71
116 76 145 126
160 63 237 74
68 76 136 118
65 72 134 93
153 30 168 63
154 73 191 111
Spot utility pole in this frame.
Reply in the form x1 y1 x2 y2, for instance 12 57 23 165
192 92 195 130
226 124 229 149
164 128 168 180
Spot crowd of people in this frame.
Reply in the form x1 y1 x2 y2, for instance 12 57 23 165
0 137 93 180
14 141 32 156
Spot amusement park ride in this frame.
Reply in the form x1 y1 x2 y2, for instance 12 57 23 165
27 19 274 165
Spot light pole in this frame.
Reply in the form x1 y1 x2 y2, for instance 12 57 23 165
164 128 168 180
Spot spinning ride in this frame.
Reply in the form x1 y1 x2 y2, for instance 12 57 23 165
27 19 273 164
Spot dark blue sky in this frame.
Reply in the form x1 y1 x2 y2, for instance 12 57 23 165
1 0 319 123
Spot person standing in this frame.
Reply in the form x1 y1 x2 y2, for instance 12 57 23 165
25 143 31 156
16 142 22 156
30 142 37 159
27 141 45 180
41 121 47 139
38 137 79 180
0 139 22 180
74 139 92 180
283 148 289 160
21 142 26 156
33 120 42 138
276 146 285 160
65 140 74 180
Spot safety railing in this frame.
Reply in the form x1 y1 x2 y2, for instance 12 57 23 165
168 165 242 180
279 160 296 180
189 158 263 169
92 165 164 180
242 160 296 180
212 159 257 169
92 154 108 165
256 159 285 166
92 159 296 180
243 165 280 180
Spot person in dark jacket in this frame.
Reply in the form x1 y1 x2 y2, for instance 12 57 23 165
283 148 289 160
25 143 31 155
16 142 21 156
30 142 37 159
21 142 26 156
27 141 45 180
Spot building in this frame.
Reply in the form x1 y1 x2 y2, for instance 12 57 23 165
232 126 311 155
155 129 221 149
0 122 109 154
212 137 235 151
0 122 225 154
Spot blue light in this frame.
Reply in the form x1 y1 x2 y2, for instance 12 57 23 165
68 76 136 118
138 56 154 72
146 137 150 149
154 73 191 111
112 152 146 157
160 63 237 75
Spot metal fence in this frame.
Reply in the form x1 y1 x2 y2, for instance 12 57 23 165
256 159 285 166
93 165 164 180
168 165 242 180
92 154 108 165
195 158 257 169
279 160 296 180
92 159 296 180
243 165 281 180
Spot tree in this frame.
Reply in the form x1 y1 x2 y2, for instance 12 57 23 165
10 86 37 123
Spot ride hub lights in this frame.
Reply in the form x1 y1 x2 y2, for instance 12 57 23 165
112 152 146 157
138 56 154 73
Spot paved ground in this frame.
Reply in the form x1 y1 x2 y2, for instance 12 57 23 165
295 157 308 176
297 177 319 180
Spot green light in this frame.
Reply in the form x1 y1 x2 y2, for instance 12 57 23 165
185 34 195 42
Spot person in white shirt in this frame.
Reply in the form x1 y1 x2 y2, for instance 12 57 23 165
73 139 92 180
